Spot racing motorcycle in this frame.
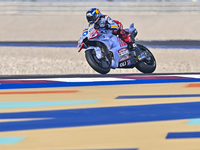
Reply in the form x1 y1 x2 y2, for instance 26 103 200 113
77 23 156 74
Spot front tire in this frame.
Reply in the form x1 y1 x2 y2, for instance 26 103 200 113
136 44 156 73
85 49 111 74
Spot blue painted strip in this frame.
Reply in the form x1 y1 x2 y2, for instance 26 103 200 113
1 78 200 89
166 132 200 139
116 94 200 99
187 118 200 125
0 100 99 109
0 137 25 144
1 101 200 132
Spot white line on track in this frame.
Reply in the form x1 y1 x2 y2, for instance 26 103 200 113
2 77 134 82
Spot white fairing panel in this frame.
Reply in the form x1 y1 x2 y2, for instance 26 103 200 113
90 29 127 68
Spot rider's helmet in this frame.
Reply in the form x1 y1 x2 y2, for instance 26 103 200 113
86 8 101 24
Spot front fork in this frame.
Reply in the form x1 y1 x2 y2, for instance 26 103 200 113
88 46 111 66
132 43 142 56
130 43 149 62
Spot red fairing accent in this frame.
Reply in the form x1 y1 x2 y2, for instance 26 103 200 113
77 42 85 52
89 29 99 39
117 37 127 47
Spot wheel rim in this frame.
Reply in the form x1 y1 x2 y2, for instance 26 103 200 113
140 48 156 67
91 50 110 69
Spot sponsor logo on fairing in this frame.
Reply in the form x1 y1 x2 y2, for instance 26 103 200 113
118 48 129 57
127 60 131 66
119 61 126 67
119 55 131 62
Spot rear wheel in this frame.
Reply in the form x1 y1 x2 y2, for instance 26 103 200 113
85 49 111 74
135 44 156 73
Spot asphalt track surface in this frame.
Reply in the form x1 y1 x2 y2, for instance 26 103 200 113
0 73 200 150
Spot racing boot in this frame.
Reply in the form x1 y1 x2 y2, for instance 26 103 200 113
132 43 147 61
126 42 147 61
129 29 147 61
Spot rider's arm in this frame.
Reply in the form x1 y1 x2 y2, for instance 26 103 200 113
105 16 119 30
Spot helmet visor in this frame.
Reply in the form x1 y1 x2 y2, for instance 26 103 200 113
87 16 94 23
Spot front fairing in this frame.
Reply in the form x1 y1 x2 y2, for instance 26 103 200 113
77 23 100 52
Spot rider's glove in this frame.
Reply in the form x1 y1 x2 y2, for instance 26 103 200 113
105 24 111 29
94 23 100 29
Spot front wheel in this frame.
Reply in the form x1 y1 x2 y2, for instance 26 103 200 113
135 44 156 73
85 49 111 74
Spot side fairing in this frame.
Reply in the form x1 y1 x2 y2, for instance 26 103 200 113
89 29 127 63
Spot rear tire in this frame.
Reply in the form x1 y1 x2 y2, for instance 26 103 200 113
136 44 156 73
85 49 111 74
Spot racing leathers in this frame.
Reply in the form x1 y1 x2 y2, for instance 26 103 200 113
94 15 136 46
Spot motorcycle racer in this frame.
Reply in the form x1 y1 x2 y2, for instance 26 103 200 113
86 8 147 61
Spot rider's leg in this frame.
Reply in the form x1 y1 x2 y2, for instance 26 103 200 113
119 29 133 43
112 20 147 61
119 29 147 61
